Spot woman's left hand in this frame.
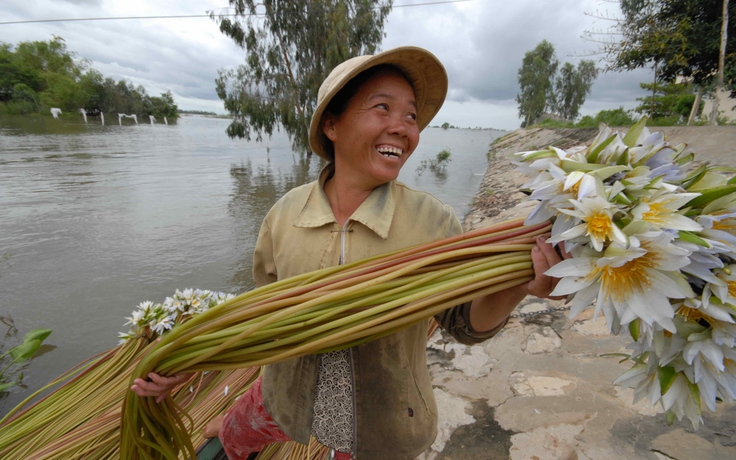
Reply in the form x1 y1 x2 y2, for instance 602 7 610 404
522 234 570 300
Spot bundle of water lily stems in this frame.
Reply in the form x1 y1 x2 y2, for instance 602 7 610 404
119 218 548 460
0 218 547 460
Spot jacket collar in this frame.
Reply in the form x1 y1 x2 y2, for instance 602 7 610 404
293 164 396 239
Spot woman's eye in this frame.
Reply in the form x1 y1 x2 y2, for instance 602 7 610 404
376 103 388 110
407 112 417 121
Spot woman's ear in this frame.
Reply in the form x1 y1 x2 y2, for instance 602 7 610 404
323 114 337 142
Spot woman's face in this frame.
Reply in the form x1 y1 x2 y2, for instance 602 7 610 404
323 69 420 190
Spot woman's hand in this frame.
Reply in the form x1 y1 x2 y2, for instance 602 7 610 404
202 414 224 438
522 235 570 300
130 372 195 403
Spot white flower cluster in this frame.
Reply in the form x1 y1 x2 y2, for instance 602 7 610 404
118 288 235 343
514 118 736 428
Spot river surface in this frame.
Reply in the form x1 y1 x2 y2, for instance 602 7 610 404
0 114 503 413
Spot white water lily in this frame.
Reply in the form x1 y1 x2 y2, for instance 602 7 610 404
630 191 703 232
661 373 703 429
120 288 234 340
549 196 626 252
151 315 175 336
515 120 736 428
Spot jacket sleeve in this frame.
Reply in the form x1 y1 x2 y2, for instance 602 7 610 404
253 216 278 288
434 302 510 345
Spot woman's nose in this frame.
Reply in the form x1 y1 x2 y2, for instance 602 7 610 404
387 113 408 136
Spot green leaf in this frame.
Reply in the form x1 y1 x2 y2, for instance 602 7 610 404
685 185 736 208
560 160 606 173
628 318 640 341
23 328 51 344
658 366 678 395
616 148 630 165
675 152 695 166
729 175 736 185
666 410 676 425
521 149 558 161
614 193 632 205
0 381 16 392
689 171 729 191
586 133 617 163
588 165 629 180
681 164 708 189
673 315 707 339
677 231 711 248
10 339 41 363
687 379 702 414
622 116 647 148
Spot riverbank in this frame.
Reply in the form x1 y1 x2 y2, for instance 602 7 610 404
421 126 736 460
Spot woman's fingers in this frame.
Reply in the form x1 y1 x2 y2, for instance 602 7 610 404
527 235 565 300
202 415 224 438
130 373 194 403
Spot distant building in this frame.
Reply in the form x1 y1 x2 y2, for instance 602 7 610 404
702 87 736 123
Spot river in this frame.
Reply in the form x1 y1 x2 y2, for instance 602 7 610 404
0 114 504 413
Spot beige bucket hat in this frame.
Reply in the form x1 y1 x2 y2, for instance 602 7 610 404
309 46 448 161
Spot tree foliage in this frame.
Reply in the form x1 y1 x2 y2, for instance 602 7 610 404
212 0 392 154
0 37 178 118
516 40 558 127
635 80 699 121
553 61 599 121
606 0 736 92
516 40 598 127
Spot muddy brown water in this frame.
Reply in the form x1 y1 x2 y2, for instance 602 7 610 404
0 114 504 413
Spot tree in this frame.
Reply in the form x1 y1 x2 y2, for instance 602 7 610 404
604 1 736 90
553 60 599 120
517 40 558 127
634 80 698 121
211 0 392 154
516 41 598 126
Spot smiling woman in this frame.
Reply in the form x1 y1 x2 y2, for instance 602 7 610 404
131 45 565 460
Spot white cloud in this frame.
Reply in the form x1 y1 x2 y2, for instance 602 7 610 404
1 0 652 126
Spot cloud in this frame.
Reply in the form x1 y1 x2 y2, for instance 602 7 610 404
1 0 652 124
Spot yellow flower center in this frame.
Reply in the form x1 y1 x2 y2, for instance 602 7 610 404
728 281 736 299
568 180 581 196
676 305 713 327
713 219 736 231
588 251 658 302
643 202 666 225
586 211 614 241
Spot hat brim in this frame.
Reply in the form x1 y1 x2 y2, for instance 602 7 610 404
309 46 448 161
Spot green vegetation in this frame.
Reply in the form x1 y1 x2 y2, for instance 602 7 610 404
0 37 178 119
577 108 638 127
634 81 700 122
530 107 638 129
212 0 392 154
516 40 598 127
602 0 735 92
0 318 52 392
417 148 452 175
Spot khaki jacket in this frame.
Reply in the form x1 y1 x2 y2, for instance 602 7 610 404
254 167 507 459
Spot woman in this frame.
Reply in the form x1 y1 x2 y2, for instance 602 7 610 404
132 46 566 460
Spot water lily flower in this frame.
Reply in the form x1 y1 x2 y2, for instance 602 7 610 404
548 232 693 332
661 372 703 429
630 191 703 232
151 315 175 336
549 196 627 251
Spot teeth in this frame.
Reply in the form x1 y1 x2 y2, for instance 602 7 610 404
376 147 403 156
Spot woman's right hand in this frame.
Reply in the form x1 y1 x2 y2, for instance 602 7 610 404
131 372 195 403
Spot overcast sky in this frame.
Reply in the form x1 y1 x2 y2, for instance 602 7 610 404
1 0 653 130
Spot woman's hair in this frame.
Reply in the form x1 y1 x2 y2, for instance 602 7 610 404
320 64 414 161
